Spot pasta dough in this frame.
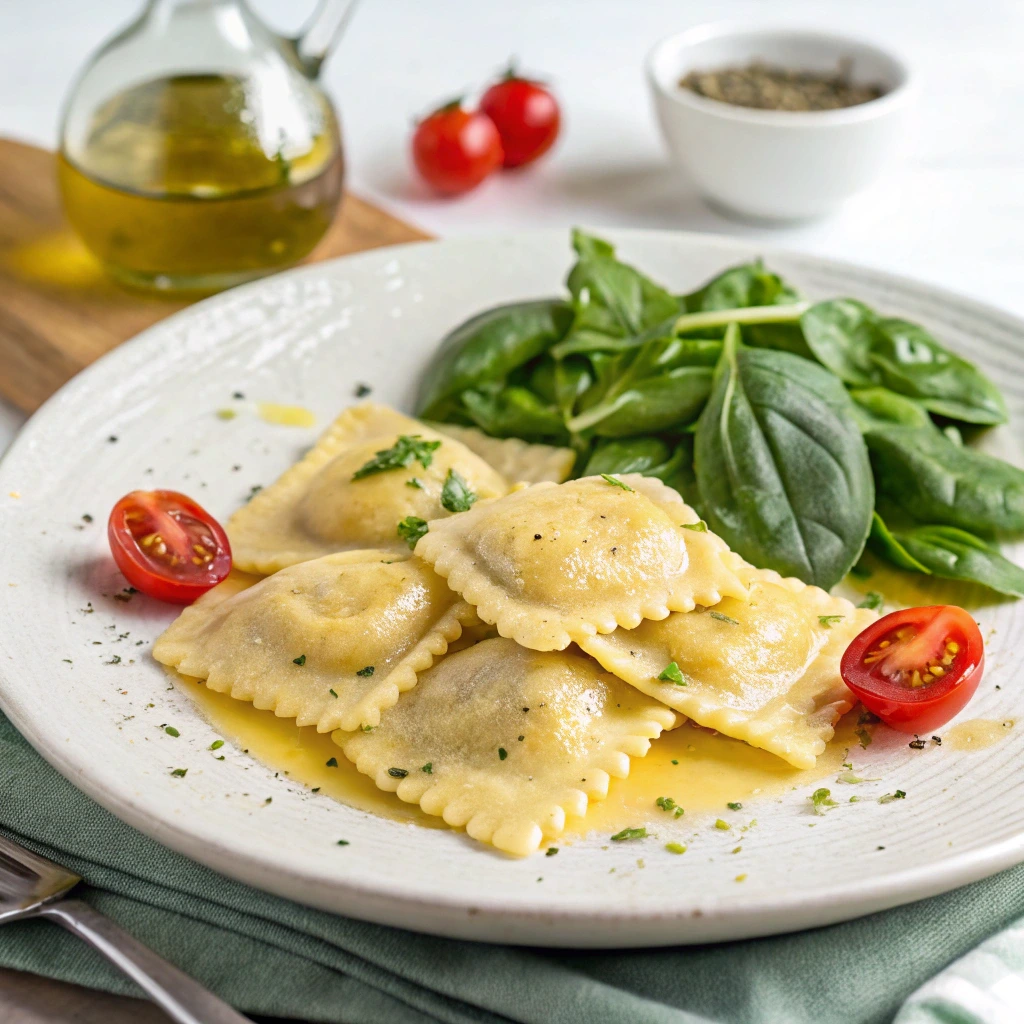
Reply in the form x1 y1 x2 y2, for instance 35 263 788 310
339 637 678 855
428 422 576 484
153 550 477 732
580 567 879 769
414 474 748 651
229 404 508 574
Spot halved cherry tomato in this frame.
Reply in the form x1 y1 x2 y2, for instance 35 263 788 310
841 605 984 734
107 490 231 604
411 100 504 194
480 70 560 168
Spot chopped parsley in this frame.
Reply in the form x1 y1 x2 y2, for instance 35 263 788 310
811 788 837 815
714 819 731 830
600 473 634 491
326 757 339 768
665 842 687 855
329 688 338 698
292 654 307 666
657 661 688 686
354 383 372 398
337 839 350 846
352 435 441 480
546 847 559 857
397 516 429 549
710 611 740 625
406 477 425 490
498 747 508 761
655 796 684 818
858 591 884 611
879 790 906 804
610 827 647 841
727 802 743 811
106 655 121 665
170 768 187 778
356 665 375 677
388 767 409 778
216 408 236 421
681 520 708 532
209 739 224 751
421 762 433 774
440 468 477 512
81 513 93 523
164 726 180 737
818 615 845 628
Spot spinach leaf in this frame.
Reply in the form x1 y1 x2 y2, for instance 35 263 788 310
583 437 696 500
849 387 933 431
883 521 1024 597
865 422 1024 533
681 260 803 312
567 338 719 436
801 299 1007 425
867 511 930 574
461 386 566 441
416 299 572 418
551 230 681 357
694 324 874 589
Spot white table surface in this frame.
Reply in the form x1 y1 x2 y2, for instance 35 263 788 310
1 0 1022 458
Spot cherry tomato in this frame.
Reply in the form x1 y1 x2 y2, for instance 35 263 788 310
480 71 560 168
841 606 984 734
411 101 503 194
107 490 231 604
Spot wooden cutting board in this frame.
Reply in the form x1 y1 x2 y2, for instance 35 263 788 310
0 138 431 414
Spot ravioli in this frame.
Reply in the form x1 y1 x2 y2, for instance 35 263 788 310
153 550 477 732
414 474 748 651
339 638 678 855
579 567 879 769
429 422 576 483
228 404 508 574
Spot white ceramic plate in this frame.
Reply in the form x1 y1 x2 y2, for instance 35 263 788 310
1 230 1023 949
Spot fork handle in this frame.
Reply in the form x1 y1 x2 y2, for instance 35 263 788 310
38 898 251 1024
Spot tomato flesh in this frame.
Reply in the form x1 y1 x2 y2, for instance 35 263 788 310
480 76 561 168
411 104 504 194
841 606 984 734
107 490 231 604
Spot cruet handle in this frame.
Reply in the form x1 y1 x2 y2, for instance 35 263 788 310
292 0 359 77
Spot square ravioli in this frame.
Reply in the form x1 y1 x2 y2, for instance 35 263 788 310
228 403 509 574
428 422 576 483
338 637 678 855
153 550 477 732
413 474 748 651
579 566 879 769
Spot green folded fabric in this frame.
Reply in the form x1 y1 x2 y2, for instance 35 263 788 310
1 708 1021 1024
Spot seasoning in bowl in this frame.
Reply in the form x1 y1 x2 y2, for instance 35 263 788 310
679 61 885 111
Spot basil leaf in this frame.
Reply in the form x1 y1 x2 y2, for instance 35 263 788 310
865 422 1024 533
681 260 803 313
552 229 681 357
801 299 1007 425
694 324 874 589
461 386 566 441
889 524 1024 597
416 299 572 418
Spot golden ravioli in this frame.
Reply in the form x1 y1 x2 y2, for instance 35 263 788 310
339 637 678 855
228 404 508 574
414 474 748 651
580 567 879 769
429 422 576 483
153 550 477 732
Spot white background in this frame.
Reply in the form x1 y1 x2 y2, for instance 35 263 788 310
1 0 1022 453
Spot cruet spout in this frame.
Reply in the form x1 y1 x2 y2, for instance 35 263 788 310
291 0 360 78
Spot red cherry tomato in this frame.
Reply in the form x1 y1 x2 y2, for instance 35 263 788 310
841 606 984 734
480 72 560 168
411 101 503 194
107 490 231 604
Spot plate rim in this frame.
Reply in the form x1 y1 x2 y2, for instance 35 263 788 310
3 226 1024 947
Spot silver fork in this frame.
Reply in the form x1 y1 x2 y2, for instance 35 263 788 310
0 832 251 1023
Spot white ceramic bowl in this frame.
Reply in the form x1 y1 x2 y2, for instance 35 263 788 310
646 25 915 221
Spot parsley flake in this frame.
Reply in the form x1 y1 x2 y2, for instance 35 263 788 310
354 383 372 398
498 747 508 761
710 611 740 625
714 819 731 830
352 435 441 480
665 842 687 855
546 847 559 857
421 762 433 774
879 790 906 804
818 615 845 628
292 654 306 666
356 665 375 677
165 726 180 737
681 520 708 532
326 757 338 768
657 661 688 686
329 688 338 698
406 477 425 490
811 788 837 815
600 473 634 492
209 739 224 751
337 839 350 846
727 802 743 811
610 827 647 841
170 768 187 778
397 516 429 548
656 796 685 818
440 468 477 513
858 591 884 611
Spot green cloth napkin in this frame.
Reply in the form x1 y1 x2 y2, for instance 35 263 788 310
1 709 1022 1024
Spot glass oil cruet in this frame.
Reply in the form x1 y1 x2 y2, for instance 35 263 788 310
58 0 356 293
